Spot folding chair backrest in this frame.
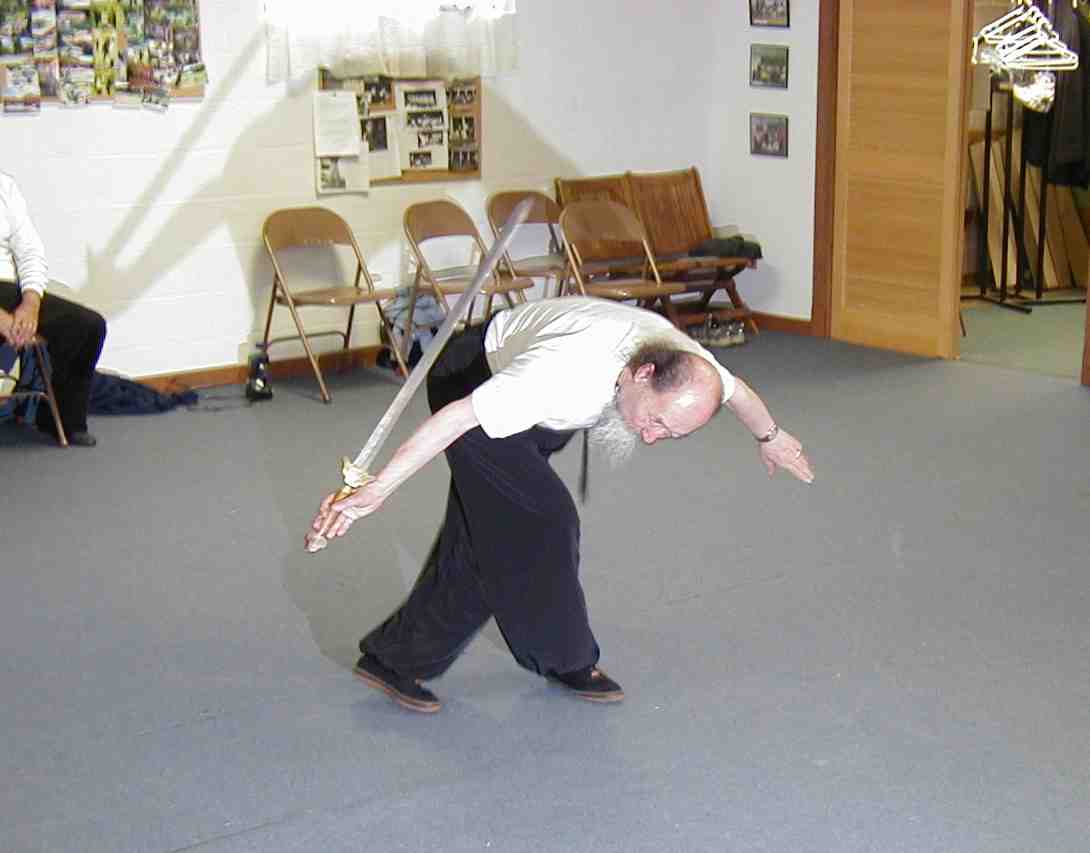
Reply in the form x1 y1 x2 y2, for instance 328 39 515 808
404 199 481 244
263 207 356 253
487 190 561 230
627 167 714 257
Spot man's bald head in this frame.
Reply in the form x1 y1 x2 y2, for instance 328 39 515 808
616 344 722 445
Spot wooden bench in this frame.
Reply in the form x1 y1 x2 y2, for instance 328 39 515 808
556 167 759 333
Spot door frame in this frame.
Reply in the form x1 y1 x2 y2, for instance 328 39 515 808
811 0 837 339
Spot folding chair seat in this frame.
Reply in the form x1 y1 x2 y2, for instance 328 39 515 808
404 200 534 325
0 336 68 446
261 206 407 404
486 190 571 298
559 199 684 316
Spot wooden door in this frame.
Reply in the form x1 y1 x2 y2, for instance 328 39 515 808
831 0 971 357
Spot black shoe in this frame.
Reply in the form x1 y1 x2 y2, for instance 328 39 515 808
548 665 625 703
67 430 97 447
354 654 440 713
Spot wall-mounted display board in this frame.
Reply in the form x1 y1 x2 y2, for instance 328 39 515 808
0 0 205 113
318 68 481 185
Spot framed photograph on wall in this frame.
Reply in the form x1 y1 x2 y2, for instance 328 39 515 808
750 44 789 88
749 0 789 28
750 113 788 158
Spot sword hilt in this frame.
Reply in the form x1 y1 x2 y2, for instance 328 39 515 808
304 459 374 553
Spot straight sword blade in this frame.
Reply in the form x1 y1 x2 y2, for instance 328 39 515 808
348 197 533 477
305 198 534 552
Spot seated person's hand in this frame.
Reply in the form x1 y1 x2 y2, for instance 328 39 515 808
0 308 18 349
10 294 40 349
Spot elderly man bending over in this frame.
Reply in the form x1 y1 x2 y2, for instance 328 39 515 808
311 296 814 712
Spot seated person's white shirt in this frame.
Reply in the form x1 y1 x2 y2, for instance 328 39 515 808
471 297 736 439
0 171 48 295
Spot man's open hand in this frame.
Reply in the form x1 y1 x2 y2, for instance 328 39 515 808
759 429 814 483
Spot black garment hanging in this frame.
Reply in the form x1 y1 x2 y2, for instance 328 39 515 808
1023 1 1090 187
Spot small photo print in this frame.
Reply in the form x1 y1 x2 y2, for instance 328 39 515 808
448 83 476 106
417 129 444 147
406 109 445 129
450 146 479 172
409 150 433 169
750 113 788 157
141 84 170 111
2 63 41 114
317 156 347 191
363 75 392 108
177 62 206 89
750 43 788 88
403 88 437 109
364 116 388 152
750 0 789 27
59 66 92 106
450 114 475 143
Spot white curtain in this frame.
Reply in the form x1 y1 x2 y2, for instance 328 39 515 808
264 1 518 83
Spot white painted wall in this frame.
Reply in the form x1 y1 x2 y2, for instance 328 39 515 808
704 2 820 322
0 0 820 378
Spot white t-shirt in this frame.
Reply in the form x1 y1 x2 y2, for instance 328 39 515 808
471 297 736 438
0 171 48 295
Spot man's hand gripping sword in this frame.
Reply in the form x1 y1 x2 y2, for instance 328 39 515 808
304 199 534 553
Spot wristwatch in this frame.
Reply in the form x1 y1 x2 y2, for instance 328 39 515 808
756 423 779 443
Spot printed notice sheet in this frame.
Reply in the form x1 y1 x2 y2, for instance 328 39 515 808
313 90 362 157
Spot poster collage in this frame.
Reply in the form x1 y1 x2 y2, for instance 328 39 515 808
0 0 206 114
316 70 481 195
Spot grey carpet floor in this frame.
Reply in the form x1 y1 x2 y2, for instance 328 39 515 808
2 332 1089 853
960 293 1086 379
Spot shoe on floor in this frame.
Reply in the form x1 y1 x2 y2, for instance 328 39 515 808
68 430 97 447
354 654 440 713
548 665 625 703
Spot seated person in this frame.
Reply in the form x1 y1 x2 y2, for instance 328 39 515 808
0 170 106 446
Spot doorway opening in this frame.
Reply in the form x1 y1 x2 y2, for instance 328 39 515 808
957 1 1088 381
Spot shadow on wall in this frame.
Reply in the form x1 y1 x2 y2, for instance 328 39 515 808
76 31 584 372
78 32 270 330
64 32 591 669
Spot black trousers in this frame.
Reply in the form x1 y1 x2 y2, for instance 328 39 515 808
361 325 600 681
0 282 106 435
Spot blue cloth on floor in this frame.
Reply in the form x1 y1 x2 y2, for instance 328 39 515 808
88 372 198 415
3 343 197 423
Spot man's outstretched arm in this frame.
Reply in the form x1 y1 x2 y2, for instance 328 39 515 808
725 377 814 483
309 396 480 541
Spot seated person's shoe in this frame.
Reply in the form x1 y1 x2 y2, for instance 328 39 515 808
354 653 441 713
548 665 625 703
68 430 97 447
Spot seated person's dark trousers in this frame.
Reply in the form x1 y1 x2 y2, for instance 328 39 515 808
361 324 600 681
0 282 106 436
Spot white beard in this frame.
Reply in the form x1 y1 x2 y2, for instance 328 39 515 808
588 401 637 468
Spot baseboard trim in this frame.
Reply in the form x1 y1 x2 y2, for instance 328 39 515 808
137 346 385 393
752 312 814 336
136 312 812 393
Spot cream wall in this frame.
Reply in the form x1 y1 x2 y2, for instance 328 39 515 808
0 0 820 378
704 2 820 322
